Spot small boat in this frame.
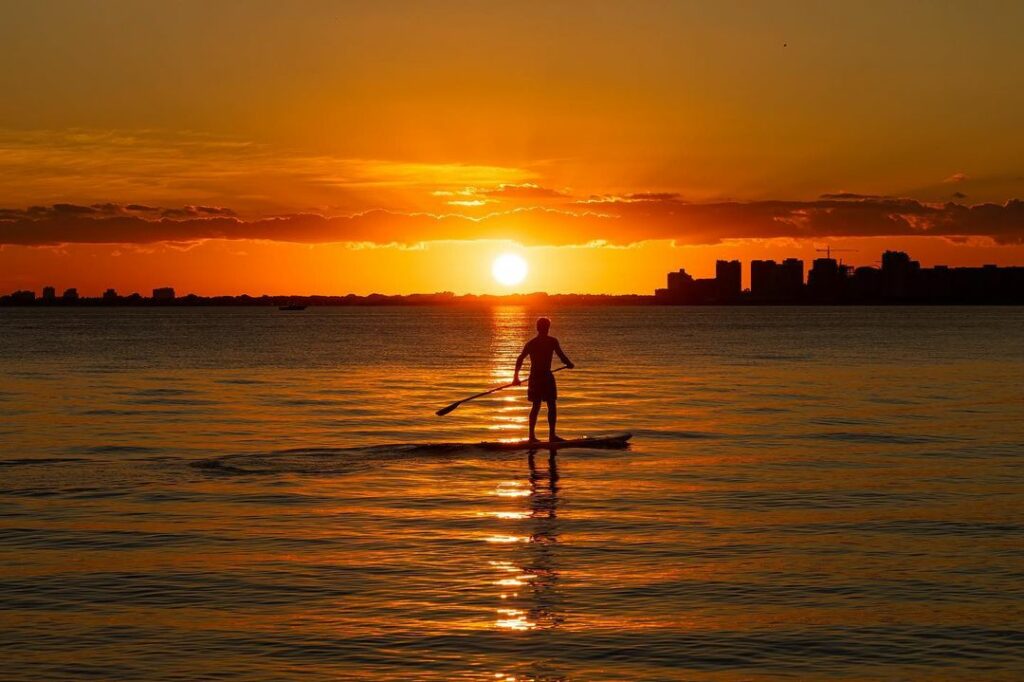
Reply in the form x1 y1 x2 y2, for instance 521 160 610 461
278 304 307 311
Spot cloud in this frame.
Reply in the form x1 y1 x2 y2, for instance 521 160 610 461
620 192 683 201
818 192 891 200
579 192 684 203
944 172 969 183
3 197 1024 246
52 203 100 215
0 128 536 216
477 183 570 199
433 183 570 204
2 203 237 221
446 199 493 207
159 206 237 218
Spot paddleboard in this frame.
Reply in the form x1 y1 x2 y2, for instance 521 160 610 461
476 433 632 452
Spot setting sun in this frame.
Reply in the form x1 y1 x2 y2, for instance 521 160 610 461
491 253 528 286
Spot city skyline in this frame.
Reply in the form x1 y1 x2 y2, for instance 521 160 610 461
5 238 1024 298
656 249 1024 304
6 248 1023 306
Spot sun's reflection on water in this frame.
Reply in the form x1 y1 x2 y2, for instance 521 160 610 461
485 511 530 520
485 535 527 544
495 608 534 631
484 450 564 633
488 306 531 436
493 482 530 498
489 306 529 371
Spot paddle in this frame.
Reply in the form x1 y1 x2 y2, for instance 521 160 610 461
436 366 568 416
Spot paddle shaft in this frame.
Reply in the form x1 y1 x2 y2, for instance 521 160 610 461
436 366 568 416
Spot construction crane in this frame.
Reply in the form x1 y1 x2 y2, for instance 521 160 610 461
815 245 858 264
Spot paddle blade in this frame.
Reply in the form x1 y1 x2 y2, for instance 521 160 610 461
435 401 461 417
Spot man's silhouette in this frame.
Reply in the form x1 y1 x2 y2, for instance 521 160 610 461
513 317 574 442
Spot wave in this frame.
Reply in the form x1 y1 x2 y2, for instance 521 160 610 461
799 431 960 445
193 437 630 475
0 457 91 468
191 444 511 475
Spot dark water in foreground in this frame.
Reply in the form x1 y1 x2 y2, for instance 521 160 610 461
1 306 1022 681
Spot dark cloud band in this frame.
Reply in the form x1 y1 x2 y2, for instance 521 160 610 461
1 197 1023 246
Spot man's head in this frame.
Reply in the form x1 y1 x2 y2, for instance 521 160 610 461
536 317 551 335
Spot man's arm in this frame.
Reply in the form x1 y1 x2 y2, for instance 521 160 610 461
555 340 575 369
513 344 529 385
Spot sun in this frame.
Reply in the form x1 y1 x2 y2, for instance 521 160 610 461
492 253 528 286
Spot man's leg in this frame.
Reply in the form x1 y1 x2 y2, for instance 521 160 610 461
547 400 562 441
528 401 541 441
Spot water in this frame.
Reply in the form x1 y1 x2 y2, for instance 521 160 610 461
1 306 1022 681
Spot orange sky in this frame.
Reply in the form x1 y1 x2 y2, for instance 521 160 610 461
2 1 1024 295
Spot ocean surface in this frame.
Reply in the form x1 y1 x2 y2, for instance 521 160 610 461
1 305 1022 681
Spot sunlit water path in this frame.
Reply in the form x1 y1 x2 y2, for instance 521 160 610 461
1 306 1022 680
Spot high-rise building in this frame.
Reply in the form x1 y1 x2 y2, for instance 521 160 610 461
750 259 804 302
851 266 882 300
152 287 176 300
750 260 777 299
655 267 719 303
881 250 916 272
880 250 921 299
715 260 742 301
62 288 79 302
779 259 804 298
666 269 693 293
42 286 56 302
807 258 844 300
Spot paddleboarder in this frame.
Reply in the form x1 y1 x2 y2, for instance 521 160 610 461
513 317 574 442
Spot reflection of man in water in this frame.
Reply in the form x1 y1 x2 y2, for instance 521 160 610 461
513 317 574 442
525 451 563 631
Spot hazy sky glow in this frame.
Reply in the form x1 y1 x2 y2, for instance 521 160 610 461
3 0 1024 294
